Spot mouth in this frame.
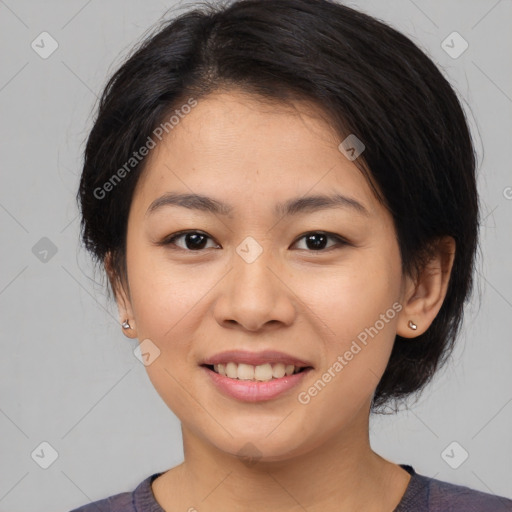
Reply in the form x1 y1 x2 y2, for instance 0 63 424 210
201 362 313 382
200 362 314 402
201 350 313 377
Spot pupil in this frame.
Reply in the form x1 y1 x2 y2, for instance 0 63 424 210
187 233 207 250
306 233 327 250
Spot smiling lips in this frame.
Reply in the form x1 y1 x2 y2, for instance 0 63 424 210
201 349 313 382
211 361 304 381
202 364 313 402
200 349 314 398
201 349 314 368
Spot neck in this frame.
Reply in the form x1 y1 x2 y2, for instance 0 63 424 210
152 407 411 511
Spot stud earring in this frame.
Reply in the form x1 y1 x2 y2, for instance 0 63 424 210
408 320 417 330
121 320 131 329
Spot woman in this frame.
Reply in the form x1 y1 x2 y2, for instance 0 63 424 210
71 0 512 510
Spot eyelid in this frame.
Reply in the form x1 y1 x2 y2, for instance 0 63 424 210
292 231 348 251
157 230 219 249
157 230 349 252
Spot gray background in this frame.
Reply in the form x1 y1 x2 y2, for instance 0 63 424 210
0 0 511 510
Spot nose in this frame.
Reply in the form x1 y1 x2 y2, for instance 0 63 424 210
213 247 297 332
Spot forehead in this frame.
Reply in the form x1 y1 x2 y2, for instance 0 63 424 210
132 90 379 218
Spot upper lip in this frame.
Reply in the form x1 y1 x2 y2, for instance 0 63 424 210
201 350 314 368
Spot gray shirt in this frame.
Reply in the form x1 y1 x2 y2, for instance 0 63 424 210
69 464 512 511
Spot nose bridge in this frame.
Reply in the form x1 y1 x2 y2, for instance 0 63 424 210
232 234 277 297
214 234 295 330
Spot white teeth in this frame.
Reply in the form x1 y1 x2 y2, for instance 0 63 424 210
225 362 238 379
254 363 273 381
237 363 255 380
212 362 305 381
272 363 286 379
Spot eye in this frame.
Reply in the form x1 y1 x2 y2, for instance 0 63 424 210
292 231 347 252
159 230 347 252
160 230 219 251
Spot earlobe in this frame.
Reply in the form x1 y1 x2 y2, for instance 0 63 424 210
104 251 137 338
121 318 137 338
397 236 456 338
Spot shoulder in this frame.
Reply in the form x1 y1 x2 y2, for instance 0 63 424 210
415 471 512 511
67 472 164 512
68 491 133 512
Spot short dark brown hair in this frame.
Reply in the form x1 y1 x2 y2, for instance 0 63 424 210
77 0 480 412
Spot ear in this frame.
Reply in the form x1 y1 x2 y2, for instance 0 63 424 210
104 251 137 339
397 236 456 338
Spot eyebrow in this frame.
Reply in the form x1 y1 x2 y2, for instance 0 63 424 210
145 192 370 218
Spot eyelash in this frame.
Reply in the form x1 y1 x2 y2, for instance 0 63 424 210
158 230 349 253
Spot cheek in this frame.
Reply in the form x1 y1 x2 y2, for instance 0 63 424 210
309 250 401 338
309 242 402 382
126 252 204 415
126 241 203 339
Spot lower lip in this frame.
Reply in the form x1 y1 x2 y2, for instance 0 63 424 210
201 366 312 402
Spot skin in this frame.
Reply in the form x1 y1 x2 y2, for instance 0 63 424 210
106 88 456 511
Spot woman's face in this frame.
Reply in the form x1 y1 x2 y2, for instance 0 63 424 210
117 89 410 461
